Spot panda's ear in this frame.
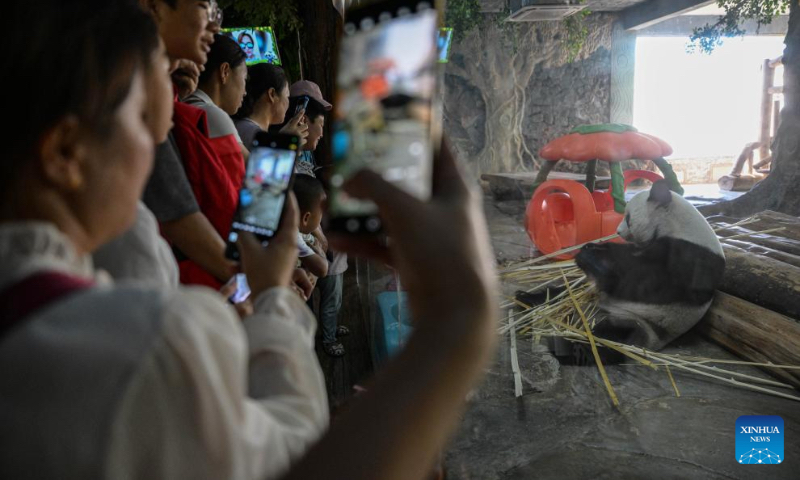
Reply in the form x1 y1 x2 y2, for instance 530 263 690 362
648 180 673 206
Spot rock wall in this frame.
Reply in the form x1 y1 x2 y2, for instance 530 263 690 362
443 14 617 178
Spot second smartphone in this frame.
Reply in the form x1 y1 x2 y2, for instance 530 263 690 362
225 132 299 261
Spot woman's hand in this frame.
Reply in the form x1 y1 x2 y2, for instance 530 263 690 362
291 268 314 301
237 193 301 298
285 139 499 480
280 110 310 147
329 139 498 327
170 59 201 100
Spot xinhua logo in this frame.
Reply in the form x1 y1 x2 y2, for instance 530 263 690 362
736 416 784 465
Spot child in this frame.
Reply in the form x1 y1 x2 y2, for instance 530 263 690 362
293 174 329 282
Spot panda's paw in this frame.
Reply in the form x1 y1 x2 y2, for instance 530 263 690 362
575 246 611 277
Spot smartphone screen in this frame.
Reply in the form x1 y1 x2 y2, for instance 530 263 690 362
226 133 298 259
328 0 440 234
294 95 310 116
226 273 251 304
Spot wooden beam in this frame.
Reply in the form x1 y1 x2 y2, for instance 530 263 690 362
621 0 715 31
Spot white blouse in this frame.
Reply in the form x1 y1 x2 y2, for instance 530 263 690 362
0 222 328 480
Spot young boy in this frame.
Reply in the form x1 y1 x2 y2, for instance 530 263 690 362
293 175 329 282
288 82 350 357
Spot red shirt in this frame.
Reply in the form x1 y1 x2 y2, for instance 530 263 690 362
171 101 244 289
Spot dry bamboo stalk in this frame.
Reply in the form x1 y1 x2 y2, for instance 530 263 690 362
711 216 761 232
648 355 800 403
509 316 523 398
660 358 800 370
723 227 786 240
665 366 681 398
561 270 620 407
648 355 793 389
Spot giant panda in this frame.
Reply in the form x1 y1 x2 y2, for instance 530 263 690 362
573 180 725 360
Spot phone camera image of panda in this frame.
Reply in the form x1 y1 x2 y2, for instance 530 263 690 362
568 180 726 365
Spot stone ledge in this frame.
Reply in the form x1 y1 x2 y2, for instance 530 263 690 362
482 172 612 201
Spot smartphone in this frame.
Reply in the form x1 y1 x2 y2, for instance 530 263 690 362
225 273 251 304
225 132 299 260
327 0 441 234
294 95 310 116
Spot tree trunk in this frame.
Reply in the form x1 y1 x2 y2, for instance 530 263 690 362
699 1 800 217
298 0 341 168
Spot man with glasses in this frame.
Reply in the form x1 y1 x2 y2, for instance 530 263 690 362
94 0 229 282
96 0 240 286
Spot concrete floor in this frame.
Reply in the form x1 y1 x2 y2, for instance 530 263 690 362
446 333 800 479
442 195 800 479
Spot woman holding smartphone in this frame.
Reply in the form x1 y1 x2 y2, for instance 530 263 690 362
233 63 308 151
2 0 498 479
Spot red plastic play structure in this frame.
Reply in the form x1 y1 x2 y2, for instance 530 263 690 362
526 124 678 259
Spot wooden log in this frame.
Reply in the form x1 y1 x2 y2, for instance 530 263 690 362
710 210 800 254
720 245 800 320
717 174 762 192
717 229 800 258
720 238 800 268
698 292 800 389
748 210 800 239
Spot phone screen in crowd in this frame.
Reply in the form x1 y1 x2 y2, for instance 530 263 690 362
294 95 310 116
437 27 453 63
226 133 298 260
328 0 440 234
226 273 251 304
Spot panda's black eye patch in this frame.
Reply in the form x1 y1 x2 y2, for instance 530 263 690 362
625 213 631 227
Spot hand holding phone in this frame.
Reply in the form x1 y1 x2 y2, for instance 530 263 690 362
236 194 303 298
327 0 441 235
294 95 310 117
226 132 299 261
279 111 310 147
223 273 251 304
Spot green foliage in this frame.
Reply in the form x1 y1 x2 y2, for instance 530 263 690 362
688 0 791 54
218 0 302 81
563 3 591 63
218 0 301 32
445 0 482 42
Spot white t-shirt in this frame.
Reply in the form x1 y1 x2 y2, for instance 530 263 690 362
297 232 316 258
0 223 328 480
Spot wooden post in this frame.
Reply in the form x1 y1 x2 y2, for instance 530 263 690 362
585 159 598 193
760 59 775 162
532 160 559 189
774 98 782 138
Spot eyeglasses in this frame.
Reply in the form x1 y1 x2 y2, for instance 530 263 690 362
240 42 254 49
208 1 223 26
